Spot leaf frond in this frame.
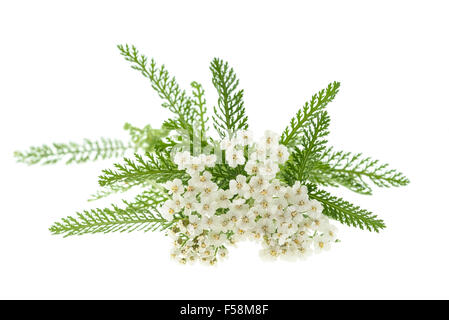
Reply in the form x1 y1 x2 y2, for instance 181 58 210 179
210 58 248 138
280 81 340 146
308 186 386 232
98 151 187 188
191 81 208 140
309 147 410 193
50 188 171 237
14 138 130 165
117 44 198 131
281 111 330 184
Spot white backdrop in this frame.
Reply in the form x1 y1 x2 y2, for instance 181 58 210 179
1 0 448 299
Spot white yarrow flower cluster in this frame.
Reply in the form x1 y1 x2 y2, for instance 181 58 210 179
161 130 338 265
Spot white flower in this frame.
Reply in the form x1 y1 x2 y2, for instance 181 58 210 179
259 243 280 261
281 186 296 204
235 130 253 146
220 137 236 150
279 245 300 262
206 232 227 246
309 199 324 214
217 247 229 260
183 196 199 215
194 197 218 217
260 130 279 149
256 218 276 235
215 189 233 208
287 205 305 224
295 226 310 241
216 214 232 233
322 225 338 242
164 179 184 195
184 183 199 198
229 175 247 196
244 159 260 176
250 143 269 161
189 171 212 188
238 210 257 230
250 230 263 242
233 226 249 242
255 202 275 221
173 151 191 169
249 206 262 218
297 239 313 260
242 182 257 199
309 215 328 232
172 195 185 212
280 221 298 236
271 198 289 216
226 149 245 168
253 185 275 201
229 198 249 217
270 144 289 164
185 156 205 176
200 214 220 230
296 198 312 213
259 159 279 179
202 154 217 167
186 215 202 235
313 236 331 252
160 199 179 221
271 179 283 193
292 182 308 198
198 181 218 198
273 231 290 246
249 175 268 192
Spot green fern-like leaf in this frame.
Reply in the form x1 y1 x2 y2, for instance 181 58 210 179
117 44 198 132
50 188 171 237
281 111 330 184
210 58 248 138
309 148 410 194
14 138 130 165
98 151 187 188
308 168 373 195
280 81 340 146
191 81 208 140
308 186 386 232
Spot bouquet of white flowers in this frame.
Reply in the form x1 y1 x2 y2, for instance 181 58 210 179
163 130 338 265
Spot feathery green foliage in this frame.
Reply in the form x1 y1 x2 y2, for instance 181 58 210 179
50 188 171 237
309 147 410 195
191 81 208 141
281 111 330 184
210 58 248 138
98 151 187 188
280 81 340 146
117 44 198 133
14 138 130 165
308 186 386 232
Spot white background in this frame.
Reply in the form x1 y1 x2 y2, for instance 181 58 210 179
1 0 448 299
